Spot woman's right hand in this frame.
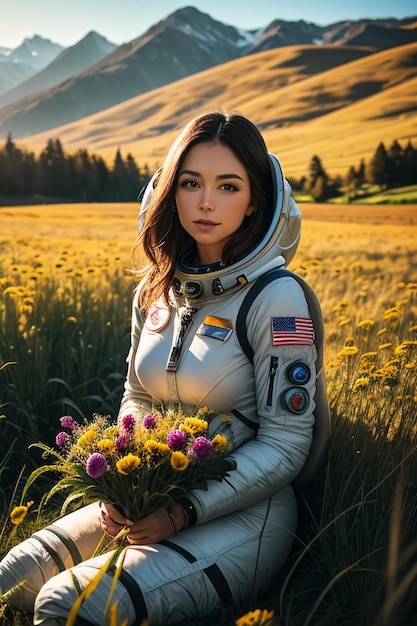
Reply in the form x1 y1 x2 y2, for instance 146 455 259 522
99 501 134 537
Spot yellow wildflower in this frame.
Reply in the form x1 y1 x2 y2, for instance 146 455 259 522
180 417 208 435
236 608 275 626
97 438 116 455
116 453 141 475
357 319 375 329
352 377 369 391
212 434 229 452
77 430 98 448
384 307 400 321
378 343 393 351
377 328 388 336
170 451 190 471
10 501 34 526
144 440 170 455
338 346 359 357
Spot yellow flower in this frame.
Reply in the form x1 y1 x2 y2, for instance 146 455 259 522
384 307 399 321
103 426 119 439
236 608 275 626
180 417 208 435
116 453 141 474
378 343 393 351
338 346 359 357
77 430 98 448
352 377 369 391
10 501 34 526
97 438 116 455
170 451 190 471
377 328 388 336
212 434 229 452
357 319 375 329
144 440 170 455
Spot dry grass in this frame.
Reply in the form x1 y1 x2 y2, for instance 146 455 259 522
15 43 417 179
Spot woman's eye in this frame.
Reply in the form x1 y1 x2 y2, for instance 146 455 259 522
221 183 237 192
181 180 199 188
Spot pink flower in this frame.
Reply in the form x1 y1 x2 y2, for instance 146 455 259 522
116 434 129 452
192 437 213 458
86 453 107 478
60 415 77 430
121 414 136 434
167 429 187 451
143 414 157 429
56 431 68 447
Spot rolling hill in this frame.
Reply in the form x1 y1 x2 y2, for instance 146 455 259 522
16 41 417 180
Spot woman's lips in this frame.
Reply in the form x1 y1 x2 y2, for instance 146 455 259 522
194 220 219 231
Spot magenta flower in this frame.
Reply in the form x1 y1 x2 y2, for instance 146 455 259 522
167 429 187 451
121 414 135 434
192 437 213 458
143 414 157 429
56 431 68 447
116 434 129 452
60 415 77 430
86 453 107 478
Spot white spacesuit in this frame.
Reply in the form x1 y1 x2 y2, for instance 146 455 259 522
0 154 330 625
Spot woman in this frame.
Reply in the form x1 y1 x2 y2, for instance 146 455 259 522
0 111 329 625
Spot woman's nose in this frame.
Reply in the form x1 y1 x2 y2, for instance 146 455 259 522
200 190 214 211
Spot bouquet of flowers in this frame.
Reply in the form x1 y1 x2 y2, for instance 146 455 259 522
23 407 236 520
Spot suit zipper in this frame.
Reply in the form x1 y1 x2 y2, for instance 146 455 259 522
267 356 278 407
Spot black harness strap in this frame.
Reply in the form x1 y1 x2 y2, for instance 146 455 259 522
31 532 66 572
160 540 234 608
116 569 148 624
44 524 83 566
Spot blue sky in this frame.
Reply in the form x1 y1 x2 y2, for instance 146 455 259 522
1 0 416 49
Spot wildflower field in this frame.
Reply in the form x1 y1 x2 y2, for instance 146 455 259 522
0 202 416 626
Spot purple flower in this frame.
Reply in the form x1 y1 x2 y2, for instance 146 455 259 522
116 434 129 452
60 415 77 430
143 414 157 429
192 436 213 458
86 453 107 478
121 414 136 434
167 429 187 451
56 431 68 447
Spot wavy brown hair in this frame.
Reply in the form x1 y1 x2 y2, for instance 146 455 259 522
134 111 275 311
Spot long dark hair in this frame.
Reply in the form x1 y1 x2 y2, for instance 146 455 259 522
135 111 274 310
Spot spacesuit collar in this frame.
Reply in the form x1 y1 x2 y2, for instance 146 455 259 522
173 253 286 305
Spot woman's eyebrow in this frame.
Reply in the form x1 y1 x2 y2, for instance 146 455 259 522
179 169 244 181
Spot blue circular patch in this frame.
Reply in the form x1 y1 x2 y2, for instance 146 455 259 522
286 361 311 385
281 387 310 414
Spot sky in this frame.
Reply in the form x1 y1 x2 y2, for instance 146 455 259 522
1 0 416 49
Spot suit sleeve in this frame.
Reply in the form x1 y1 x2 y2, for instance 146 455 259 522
118 283 155 420
185 276 317 523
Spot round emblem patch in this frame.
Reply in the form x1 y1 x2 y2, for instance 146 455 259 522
281 387 310 414
145 303 170 332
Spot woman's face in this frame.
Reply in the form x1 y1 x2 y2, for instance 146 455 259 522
175 142 254 265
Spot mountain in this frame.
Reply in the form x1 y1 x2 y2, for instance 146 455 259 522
18 42 417 179
1 7 415 140
0 31 117 106
0 35 63 97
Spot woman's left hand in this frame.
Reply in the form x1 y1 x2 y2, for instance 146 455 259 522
125 504 186 544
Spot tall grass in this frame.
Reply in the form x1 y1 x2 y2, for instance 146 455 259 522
0 204 416 625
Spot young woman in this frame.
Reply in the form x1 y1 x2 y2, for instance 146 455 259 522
0 111 329 625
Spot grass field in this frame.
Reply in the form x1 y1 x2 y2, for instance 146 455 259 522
1 202 417 626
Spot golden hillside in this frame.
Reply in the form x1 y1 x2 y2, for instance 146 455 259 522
18 43 417 179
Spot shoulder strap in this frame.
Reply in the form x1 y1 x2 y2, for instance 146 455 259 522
236 268 330 490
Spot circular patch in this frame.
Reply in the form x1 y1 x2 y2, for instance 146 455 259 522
145 303 170 332
281 387 310 414
286 361 311 385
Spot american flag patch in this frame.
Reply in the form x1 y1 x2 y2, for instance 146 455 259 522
271 317 314 346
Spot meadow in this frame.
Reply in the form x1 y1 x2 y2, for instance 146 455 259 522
0 202 417 626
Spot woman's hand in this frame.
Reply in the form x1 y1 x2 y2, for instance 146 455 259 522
99 502 186 544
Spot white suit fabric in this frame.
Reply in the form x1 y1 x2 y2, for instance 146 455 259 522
0 269 318 625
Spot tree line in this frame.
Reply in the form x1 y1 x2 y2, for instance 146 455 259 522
0 135 151 202
0 135 416 204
